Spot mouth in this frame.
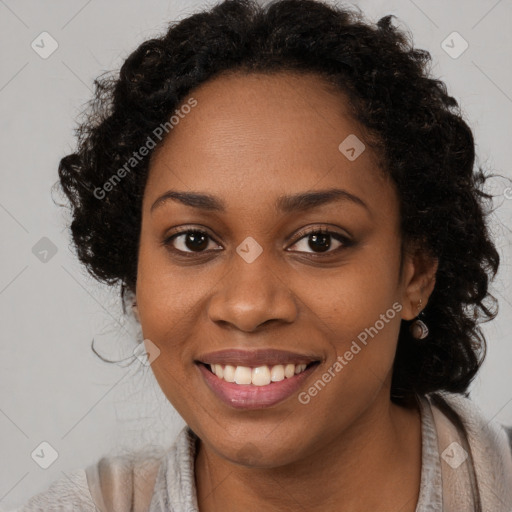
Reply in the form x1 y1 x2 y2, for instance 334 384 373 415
194 349 322 409
199 361 320 386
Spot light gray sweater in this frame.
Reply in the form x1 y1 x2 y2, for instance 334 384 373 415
14 392 512 511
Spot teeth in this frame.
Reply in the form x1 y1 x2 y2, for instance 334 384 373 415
208 363 310 385
234 366 252 385
295 364 307 374
270 364 284 382
223 364 235 382
284 363 296 378
212 364 223 378
252 366 271 386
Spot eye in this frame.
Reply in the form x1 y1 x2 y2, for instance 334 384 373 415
163 228 222 255
162 225 353 258
288 227 352 255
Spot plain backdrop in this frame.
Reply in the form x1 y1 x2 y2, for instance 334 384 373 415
1 0 511 508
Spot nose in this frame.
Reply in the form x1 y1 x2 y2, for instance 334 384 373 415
207 249 298 332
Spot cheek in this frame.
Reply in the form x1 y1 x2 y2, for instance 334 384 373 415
135 239 230 417
136 237 208 338
135 257 202 420
135 242 194 377
309 244 400 327
303 247 402 383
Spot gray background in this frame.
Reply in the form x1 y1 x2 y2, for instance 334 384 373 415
1 0 511 508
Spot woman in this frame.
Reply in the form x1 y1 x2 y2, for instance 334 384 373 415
19 0 512 510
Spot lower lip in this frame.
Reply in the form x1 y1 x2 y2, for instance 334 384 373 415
197 362 319 409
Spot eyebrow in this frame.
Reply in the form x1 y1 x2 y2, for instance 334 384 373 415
150 188 370 215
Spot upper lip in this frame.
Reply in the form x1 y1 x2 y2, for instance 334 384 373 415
196 349 321 367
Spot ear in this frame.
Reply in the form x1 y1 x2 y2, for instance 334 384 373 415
400 241 438 321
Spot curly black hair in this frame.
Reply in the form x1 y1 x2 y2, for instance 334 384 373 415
56 0 501 406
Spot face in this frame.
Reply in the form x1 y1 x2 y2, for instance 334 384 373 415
136 71 428 467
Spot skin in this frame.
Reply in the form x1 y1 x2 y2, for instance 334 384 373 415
135 71 438 512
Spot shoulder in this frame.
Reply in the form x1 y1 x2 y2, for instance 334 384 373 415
84 426 199 510
18 426 199 511
428 391 512 447
15 468 96 511
85 445 167 511
16 446 168 512
426 392 512 508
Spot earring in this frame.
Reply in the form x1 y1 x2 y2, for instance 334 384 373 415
409 298 429 339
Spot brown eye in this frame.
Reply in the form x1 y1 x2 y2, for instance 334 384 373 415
164 229 221 254
289 228 352 255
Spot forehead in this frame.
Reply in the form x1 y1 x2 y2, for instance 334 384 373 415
144 71 393 216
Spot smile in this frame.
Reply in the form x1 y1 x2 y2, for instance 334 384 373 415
206 362 312 385
195 348 321 409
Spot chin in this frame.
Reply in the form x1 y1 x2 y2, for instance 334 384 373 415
203 428 310 469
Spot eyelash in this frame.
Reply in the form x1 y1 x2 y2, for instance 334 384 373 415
162 226 353 259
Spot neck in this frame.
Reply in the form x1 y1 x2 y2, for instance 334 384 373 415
195 390 422 512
